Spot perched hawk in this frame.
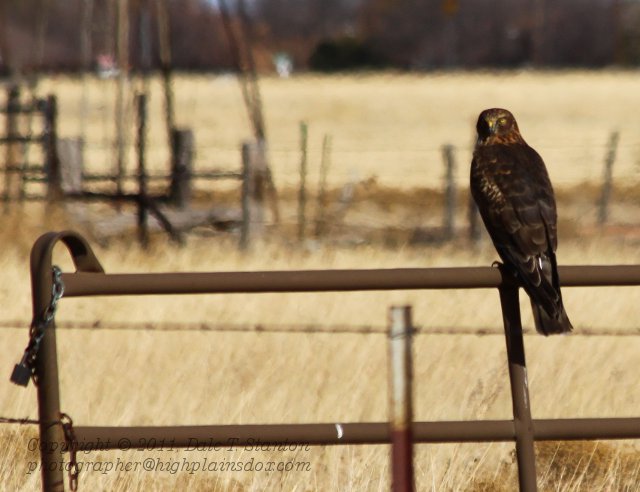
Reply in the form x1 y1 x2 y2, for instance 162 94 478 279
470 108 572 335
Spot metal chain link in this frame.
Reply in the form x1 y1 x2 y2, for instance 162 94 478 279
11 266 64 386
0 411 80 490
60 413 79 491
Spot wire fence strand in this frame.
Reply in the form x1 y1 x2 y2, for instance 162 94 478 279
1 320 639 336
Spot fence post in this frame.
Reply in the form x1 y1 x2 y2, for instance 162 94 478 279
3 85 21 206
298 121 308 243
388 306 415 492
240 140 266 249
56 138 84 195
170 128 193 209
136 93 149 247
315 134 331 237
597 130 619 226
442 144 456 239
498 281 537 492
44 95 62 201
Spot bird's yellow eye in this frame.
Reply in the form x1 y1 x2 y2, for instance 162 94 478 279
498 117 508 126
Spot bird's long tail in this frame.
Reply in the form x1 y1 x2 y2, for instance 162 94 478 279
531 299 573 335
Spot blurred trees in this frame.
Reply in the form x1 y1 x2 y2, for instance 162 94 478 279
0 0 639 73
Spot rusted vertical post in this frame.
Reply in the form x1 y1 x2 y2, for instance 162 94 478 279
442 144 456 239
44 95 62 201
388 306 415 492
169 128 193 209
597 130 619 226
31 242 65 491
136 93 149 248
498 283 537 492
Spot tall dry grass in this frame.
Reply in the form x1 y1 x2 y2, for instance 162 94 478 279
1 71 640 490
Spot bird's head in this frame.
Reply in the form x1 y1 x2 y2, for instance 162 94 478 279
475 108 525 146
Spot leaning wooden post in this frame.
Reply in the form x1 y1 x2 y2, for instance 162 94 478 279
136 93 149 247
298 121 308 243
498 276 537 492
388 305 415 492
114 0 130 203
597 130 619 227
155 0 175 146
44 95 62 202
442 144 456 239
169 128 193 209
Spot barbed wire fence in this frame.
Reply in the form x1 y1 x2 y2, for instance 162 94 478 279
1 319 639 336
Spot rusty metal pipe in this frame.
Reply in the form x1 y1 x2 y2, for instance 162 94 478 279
60 264 640 298
499 285 537 492
388 306 415 492
29 232 104 492
31 237 65 492
70 417 640 450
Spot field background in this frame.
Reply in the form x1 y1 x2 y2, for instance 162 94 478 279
2 71 640 491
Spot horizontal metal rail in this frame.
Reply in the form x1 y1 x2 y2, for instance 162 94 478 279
60 264 640 298
72 417 640 448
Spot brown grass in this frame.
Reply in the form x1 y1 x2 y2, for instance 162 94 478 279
1 71 640 490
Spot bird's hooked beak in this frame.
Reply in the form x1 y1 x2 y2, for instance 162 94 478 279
486 118 496 134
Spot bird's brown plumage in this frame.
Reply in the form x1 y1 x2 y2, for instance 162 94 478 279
470 108 572 335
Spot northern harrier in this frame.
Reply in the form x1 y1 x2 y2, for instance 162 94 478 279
470 108 572 335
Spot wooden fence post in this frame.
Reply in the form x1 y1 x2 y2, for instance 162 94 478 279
170 128 193 209
3 85 21 207
314 134 331 237
298 121 308 243
442 144 456 239
240 140 266 249
136 93 149 247
57 138 84 195
388 306 415 492
44 95 62 201
598 130 620 226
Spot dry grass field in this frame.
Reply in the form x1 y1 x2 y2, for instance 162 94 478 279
2 71 640 491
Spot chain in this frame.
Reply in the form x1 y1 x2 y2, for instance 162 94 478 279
60 413 79 491
0 411 79 491
11 266 64 386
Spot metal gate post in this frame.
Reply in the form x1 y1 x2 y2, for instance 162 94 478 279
29 232 105 491
498 283 537 491
31 239 65 491
388 306 415 492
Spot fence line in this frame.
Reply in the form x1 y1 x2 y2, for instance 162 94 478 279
2 320 640 336
9 230 640 491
